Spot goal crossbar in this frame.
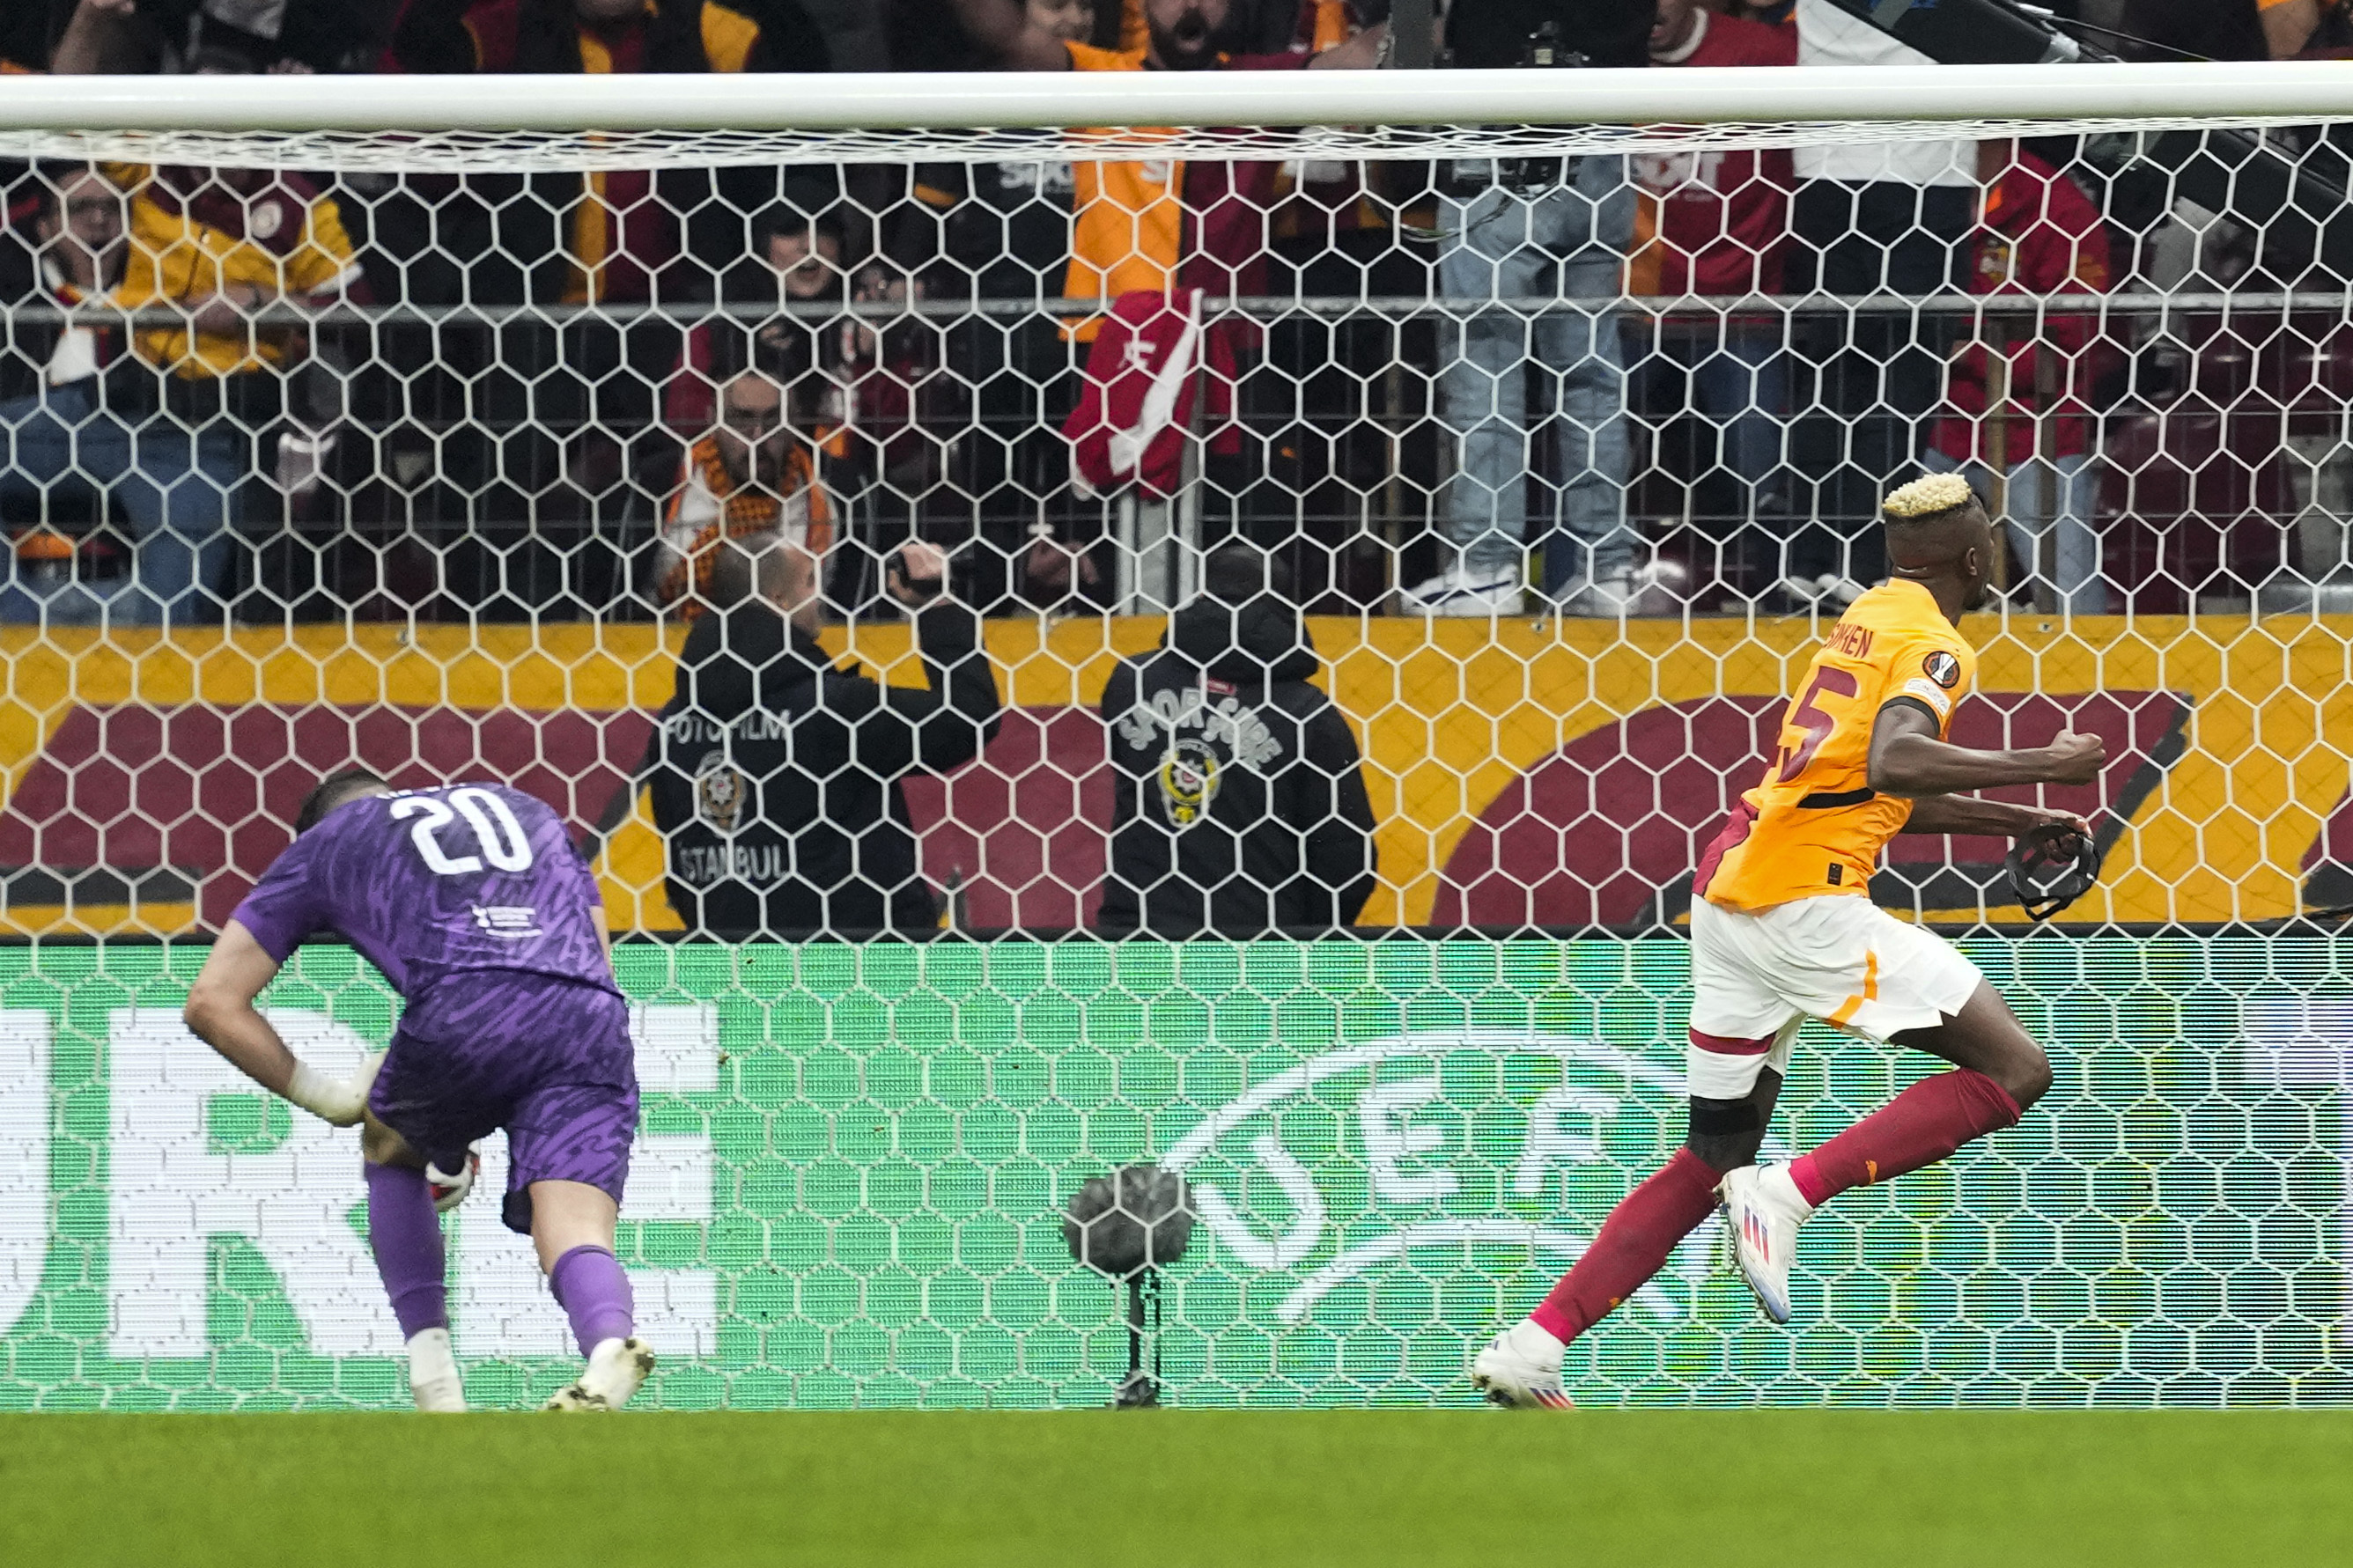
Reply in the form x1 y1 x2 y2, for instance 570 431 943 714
5 61 2353 134
10 63 2353 173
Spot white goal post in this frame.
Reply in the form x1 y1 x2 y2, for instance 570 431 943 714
3 63 2353 166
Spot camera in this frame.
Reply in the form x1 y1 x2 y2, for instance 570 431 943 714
1443 0 1656 72
1442 1 1656 191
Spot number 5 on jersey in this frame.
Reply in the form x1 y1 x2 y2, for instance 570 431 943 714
1775 668 1860 784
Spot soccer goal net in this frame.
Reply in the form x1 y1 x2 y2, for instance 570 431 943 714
0 62 2349 1412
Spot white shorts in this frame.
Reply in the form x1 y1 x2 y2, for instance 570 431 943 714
1686 895 1984 1100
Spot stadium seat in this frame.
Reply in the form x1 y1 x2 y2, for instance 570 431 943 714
2098 408 2290 614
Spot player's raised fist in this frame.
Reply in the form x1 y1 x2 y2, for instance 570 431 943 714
2043 731 2106 785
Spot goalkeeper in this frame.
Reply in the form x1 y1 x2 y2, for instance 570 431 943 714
183 771 651 1414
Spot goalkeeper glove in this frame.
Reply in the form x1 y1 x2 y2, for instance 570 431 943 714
425 1147 482 1213
285 1053 385 1127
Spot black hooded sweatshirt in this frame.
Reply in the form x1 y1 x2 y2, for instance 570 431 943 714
1096 596 1377 938
651 599 1002 937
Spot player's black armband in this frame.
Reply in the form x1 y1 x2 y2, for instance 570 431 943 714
1876 696 1944 731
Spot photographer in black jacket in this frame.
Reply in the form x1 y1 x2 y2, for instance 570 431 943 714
651 535 1003 937
1097 545 1377 939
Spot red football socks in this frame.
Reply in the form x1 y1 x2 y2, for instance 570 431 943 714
1523 1072 2025 1344
1530 1147 1721 1344
1787 1068 2023 1209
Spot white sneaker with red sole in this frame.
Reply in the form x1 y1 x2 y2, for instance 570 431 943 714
1720 1163 1813 1325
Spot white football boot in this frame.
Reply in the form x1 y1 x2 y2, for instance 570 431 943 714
406 1327 466 1413
1470 1320 1575 1409
1720 1163 1813 1325
544 1336 657 1412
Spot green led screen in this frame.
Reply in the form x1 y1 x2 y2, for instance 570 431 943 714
0 936 2344 1410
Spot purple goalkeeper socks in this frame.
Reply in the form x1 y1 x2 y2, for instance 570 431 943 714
549 1244 635 1356
364 1161 448 1339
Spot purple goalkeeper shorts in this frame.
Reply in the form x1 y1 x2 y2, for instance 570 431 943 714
367 969 638 1235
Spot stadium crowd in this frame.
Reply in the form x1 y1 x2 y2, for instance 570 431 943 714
0 0 2344 625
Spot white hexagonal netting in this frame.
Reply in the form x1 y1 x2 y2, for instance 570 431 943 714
0 58 2349 1410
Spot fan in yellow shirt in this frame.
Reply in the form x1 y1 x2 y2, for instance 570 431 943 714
112 163 365 383
0 161 362 629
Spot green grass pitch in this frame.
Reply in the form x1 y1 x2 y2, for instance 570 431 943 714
3 1410 2346 1565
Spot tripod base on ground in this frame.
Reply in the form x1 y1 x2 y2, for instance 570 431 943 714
1111 1269 1162 1409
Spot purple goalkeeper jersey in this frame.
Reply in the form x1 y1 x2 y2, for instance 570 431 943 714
230 783 617 998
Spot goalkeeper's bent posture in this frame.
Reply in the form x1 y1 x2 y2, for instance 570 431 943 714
1473 475 2107 1407
184 770 650 1413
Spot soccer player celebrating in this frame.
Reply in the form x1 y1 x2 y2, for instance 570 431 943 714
183 771 650 1413
1472 472 2106 1407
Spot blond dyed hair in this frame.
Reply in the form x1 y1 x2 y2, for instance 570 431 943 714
1881 473 1980 522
